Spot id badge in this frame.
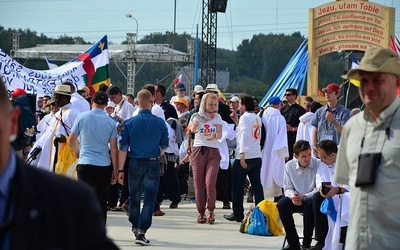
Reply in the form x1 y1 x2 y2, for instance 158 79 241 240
324 134 333 141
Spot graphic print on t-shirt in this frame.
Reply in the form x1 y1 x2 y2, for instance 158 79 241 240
253 119 262 140
200 123 217 138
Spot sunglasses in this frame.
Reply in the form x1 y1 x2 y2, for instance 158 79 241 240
285 93 292 96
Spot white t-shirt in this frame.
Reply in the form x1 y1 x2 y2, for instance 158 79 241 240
71 92 90 113
192 113 223 149
235 111 262 159
132 104 165 120
115 99 135 121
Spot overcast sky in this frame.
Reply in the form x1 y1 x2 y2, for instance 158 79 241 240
1 0 399 50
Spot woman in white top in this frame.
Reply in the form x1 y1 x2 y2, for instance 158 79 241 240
188 93 223 224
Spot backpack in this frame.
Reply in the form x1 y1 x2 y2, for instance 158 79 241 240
259 109 266 150
247 206 271 236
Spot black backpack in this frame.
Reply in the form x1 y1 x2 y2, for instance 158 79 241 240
259 110 266 150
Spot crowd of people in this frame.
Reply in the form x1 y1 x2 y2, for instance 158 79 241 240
1 47 399 249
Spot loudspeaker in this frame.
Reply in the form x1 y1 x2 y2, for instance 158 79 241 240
210 0 227 13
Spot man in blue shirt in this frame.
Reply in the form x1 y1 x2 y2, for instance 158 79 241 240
69 91 118 224
311 83 350 154
118 89 169 246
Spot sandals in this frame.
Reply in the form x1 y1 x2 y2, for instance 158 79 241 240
110 206 123 212
197 212 215 224
207 212 215 224
197 213 206 224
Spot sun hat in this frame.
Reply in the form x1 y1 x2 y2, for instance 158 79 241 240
345 47 400 80
194 85 204 93
51 85 72 96
174 98 189 110
106 101 116 109
204 83 220 93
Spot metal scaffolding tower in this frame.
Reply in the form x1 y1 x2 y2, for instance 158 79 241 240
126 33 137 95
10 33 21 57
200 0 217 88
186 39 195 96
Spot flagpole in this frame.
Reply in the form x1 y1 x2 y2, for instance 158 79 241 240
345 79 350 108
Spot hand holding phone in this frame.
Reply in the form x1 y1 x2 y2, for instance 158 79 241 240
321 182 331 195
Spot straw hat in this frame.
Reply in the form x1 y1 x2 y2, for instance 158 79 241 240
51 85 72 96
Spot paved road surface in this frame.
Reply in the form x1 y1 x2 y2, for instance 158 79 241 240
106 199 307 250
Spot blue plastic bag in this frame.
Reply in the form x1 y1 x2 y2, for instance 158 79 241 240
247 206 271 236
320 197 337 222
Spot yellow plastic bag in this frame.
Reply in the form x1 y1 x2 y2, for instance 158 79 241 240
55 136 78 180
257 199 285 236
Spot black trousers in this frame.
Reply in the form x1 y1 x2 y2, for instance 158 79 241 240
312 192 328 243
154 161 181 211
77 164 112 224
107 183 121 208
287 135 296 161
216 167 231 203
231 158 264 220
277 196 314 247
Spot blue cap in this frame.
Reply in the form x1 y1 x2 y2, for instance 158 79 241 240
175 83 186 91
269 96 281 105
320 197 337 222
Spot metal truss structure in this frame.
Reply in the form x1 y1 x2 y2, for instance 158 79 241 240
200 0 218 88
13 44 190 63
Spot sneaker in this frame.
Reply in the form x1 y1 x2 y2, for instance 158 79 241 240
135 234 150 246
131 228 138 238
189 197 196 203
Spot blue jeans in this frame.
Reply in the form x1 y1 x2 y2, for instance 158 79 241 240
128 158 160 233
231 158 264 219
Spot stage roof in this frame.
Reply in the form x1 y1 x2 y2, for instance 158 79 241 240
13 43 190 63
